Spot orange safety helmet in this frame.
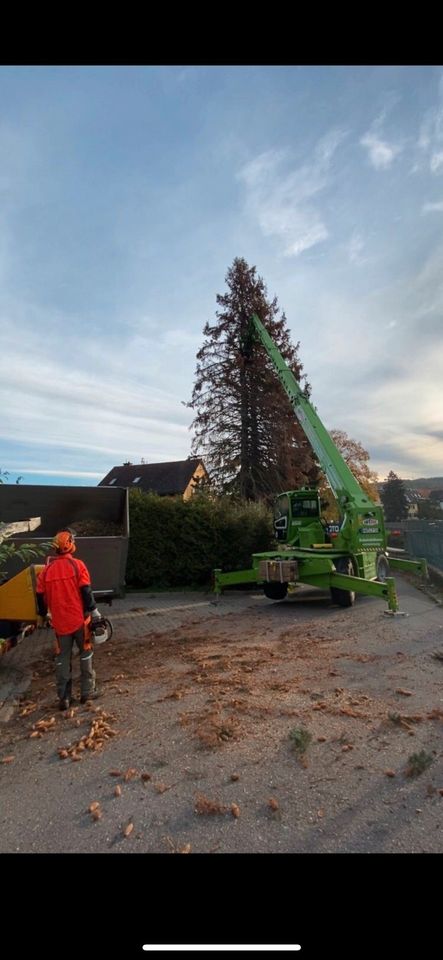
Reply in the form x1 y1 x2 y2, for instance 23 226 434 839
53 529 76 554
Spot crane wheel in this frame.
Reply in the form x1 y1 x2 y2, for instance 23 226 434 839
330 557 356 607
263 582 288 601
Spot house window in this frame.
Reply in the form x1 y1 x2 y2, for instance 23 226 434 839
108 478 117 485
132 477 142 484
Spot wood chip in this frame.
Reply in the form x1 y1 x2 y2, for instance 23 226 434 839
231 803 240 818
123 822 133 837
114 785 122 797
154 782 170 793
123 768 138 781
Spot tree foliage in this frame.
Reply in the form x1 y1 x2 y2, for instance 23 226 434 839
330 430 379 498
319 430 379 519
0 468 23 484
188 257 319 500
380 470 409 521
0 539 48 578
417 498 442 520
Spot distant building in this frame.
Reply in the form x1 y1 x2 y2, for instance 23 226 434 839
403 489 423 517
429 490 443 510
98 458 209 501
378 482 425 518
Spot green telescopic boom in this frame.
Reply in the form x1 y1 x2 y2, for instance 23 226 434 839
248 313 373 511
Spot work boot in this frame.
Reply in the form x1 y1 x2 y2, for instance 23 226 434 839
59 698 71 711
81 689 100 705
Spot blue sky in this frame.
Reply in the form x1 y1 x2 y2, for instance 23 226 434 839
1 65 442 486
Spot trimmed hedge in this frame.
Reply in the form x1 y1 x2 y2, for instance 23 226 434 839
126 491 274 588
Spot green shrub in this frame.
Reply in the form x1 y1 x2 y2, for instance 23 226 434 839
125 491 274 588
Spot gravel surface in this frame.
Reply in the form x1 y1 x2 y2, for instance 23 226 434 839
1 575 442 853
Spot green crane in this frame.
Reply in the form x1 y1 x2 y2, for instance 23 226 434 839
214 314 427 613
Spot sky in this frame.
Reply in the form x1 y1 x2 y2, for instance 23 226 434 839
0 65 442 487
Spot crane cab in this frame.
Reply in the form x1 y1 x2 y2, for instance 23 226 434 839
274 487 327 547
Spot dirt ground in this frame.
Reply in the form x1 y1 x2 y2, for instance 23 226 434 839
0 574 442 853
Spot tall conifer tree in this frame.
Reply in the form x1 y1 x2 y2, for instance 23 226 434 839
188 257 319 499
380 471 409 521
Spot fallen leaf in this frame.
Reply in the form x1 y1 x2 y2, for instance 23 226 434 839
230 773 240 781
268 798 279 811
179 843 192 854
395 688 414 696
384 770 396 777
114 785 122 797
123 822 134 837
1 756 15 764
91 809 102 821
88 801 100 813
109 770 122 777
231 803 240 818
140 772 151 782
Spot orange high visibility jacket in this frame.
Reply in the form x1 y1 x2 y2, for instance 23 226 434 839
36 555 92 635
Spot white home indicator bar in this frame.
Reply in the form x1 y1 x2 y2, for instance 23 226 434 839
142 948 301 953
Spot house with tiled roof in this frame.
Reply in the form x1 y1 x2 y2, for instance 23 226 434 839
98 458 209 500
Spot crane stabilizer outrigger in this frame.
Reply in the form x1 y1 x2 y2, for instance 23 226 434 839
213 313 427 614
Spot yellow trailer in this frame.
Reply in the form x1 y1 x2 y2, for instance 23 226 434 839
0 518 44 656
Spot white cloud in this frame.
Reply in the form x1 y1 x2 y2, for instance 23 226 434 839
347 232 367 265
360 94 403 171
238 129 346 258
422 200 443 213
430 150 443 173
360 131 402 170
414 73 443 174
291 244 443 480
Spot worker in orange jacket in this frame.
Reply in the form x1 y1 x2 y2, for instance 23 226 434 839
36 529 102 710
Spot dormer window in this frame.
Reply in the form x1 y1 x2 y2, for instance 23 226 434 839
108 478 116 485
132 477 142 484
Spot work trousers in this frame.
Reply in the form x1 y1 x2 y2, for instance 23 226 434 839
54 626 96 701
